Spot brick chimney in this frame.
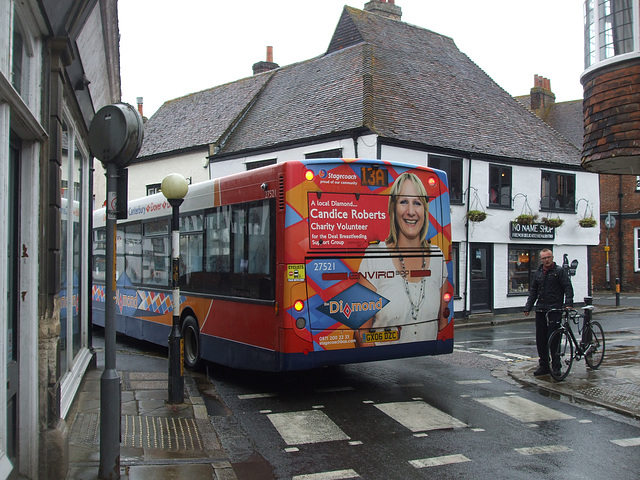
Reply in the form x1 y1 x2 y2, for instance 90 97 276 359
364 0 402 21
252 46 279 75
136 97 143 117
530 74 555 111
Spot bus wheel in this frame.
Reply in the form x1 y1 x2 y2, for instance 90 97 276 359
182 316 201 369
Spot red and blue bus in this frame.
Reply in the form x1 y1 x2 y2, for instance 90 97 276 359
92 159 454 371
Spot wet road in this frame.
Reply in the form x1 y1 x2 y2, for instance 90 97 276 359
205 313 640 479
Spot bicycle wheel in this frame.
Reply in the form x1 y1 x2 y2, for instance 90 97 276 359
548 328 573 381
584 321 605 369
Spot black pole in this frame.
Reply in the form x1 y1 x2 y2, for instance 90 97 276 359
615 277 620 307
168 199 184 404
99 163 121 479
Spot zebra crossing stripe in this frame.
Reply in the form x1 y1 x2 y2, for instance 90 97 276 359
610 437 640 447
292 469 361 479
409 454 471 468
515 445 572 455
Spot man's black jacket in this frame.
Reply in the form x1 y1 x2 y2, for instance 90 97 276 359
524 263 574 312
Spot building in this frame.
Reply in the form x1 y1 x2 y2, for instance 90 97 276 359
0 0 120 478
581 0 640 291
97 1 599 319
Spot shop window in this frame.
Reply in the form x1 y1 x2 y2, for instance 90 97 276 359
541 171 575 212
489 164 512 208
451 243 460 297
508 246 550 295
429 155 463 204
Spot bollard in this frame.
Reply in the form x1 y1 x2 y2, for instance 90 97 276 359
615 277 620 307
582 296 593 344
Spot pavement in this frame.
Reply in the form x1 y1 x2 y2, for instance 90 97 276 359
66 293 640 479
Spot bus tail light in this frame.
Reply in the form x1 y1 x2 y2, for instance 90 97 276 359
443 292 452 303
294 300 305 312
427 176 437 187
296 317 306 329
305 170 314 181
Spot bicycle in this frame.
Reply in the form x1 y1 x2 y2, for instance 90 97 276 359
545 306 605 381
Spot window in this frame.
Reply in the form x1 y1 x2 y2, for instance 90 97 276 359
489 164 512 208
599 0 634 60
429 155 463 204
541 171 575 212
204 199 275 300
146 183 161 195
142 219 170 286
246 159 276 171
451 243 460 297
508 246 549 295
635 228 640 272
180 214 204 291
305 148 342 159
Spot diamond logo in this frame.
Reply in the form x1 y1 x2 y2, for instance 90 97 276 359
316 282 389 330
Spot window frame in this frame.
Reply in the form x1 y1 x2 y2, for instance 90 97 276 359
540 170 576 213
428 154 463 204
507 245 552 296
488 164 512 209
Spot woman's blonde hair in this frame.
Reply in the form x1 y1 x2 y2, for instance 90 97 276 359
386 172 429 247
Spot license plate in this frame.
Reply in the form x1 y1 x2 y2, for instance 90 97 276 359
363 329 399 343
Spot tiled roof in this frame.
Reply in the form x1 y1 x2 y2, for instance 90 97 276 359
137 74 272 158
138 6 581 166
515 95 584 150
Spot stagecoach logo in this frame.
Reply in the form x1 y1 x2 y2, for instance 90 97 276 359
317 282 389 330
318 169 328 179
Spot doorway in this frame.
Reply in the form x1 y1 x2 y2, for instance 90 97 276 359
470 243 492 312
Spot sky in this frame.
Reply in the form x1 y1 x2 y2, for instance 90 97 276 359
118 0 586 119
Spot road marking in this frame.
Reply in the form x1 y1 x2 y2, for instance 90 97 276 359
455 380 492 385
238 392 277 400
515 445 572 455
267 410 350 445
475 396 575 423
504 352 533 360
374 401 466 432
409 454 471 468
480 353 514 362
610 437 640 447
292 469 361 479
315 386 354 393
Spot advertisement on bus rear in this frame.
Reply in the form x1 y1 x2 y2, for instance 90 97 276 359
285 160 454 353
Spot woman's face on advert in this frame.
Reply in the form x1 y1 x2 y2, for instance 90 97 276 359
395 180 425 242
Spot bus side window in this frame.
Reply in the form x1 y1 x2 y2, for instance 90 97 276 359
142 219 170 286
179 214 204 291
124 223 142 284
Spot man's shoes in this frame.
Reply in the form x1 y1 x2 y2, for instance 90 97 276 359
533 366 550 376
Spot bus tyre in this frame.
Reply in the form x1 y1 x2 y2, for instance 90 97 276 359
182 316 201 369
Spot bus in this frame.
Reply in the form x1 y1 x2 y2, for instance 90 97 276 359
92 159 454 371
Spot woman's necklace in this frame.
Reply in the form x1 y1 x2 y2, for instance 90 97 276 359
398 250 426 321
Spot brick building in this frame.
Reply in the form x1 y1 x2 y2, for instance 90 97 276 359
581 0 640 291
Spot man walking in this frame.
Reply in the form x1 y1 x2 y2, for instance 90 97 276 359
524 249 574 376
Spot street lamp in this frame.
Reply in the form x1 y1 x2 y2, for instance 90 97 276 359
161 173 189 404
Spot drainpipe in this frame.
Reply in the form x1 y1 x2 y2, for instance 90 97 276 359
463 155 473 318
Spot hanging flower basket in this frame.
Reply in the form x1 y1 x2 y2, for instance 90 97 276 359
515 213 538 225
466 210 487 222
579 216 597 228
542 217 564 228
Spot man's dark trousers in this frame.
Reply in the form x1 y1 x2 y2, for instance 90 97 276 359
535 309 561 370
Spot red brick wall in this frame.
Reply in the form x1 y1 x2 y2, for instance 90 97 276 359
591 174 640 292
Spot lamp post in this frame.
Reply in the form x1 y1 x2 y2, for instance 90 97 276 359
161 173 189 404
89 103 143 480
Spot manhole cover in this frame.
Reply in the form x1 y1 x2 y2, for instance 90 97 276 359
70 413 203 451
